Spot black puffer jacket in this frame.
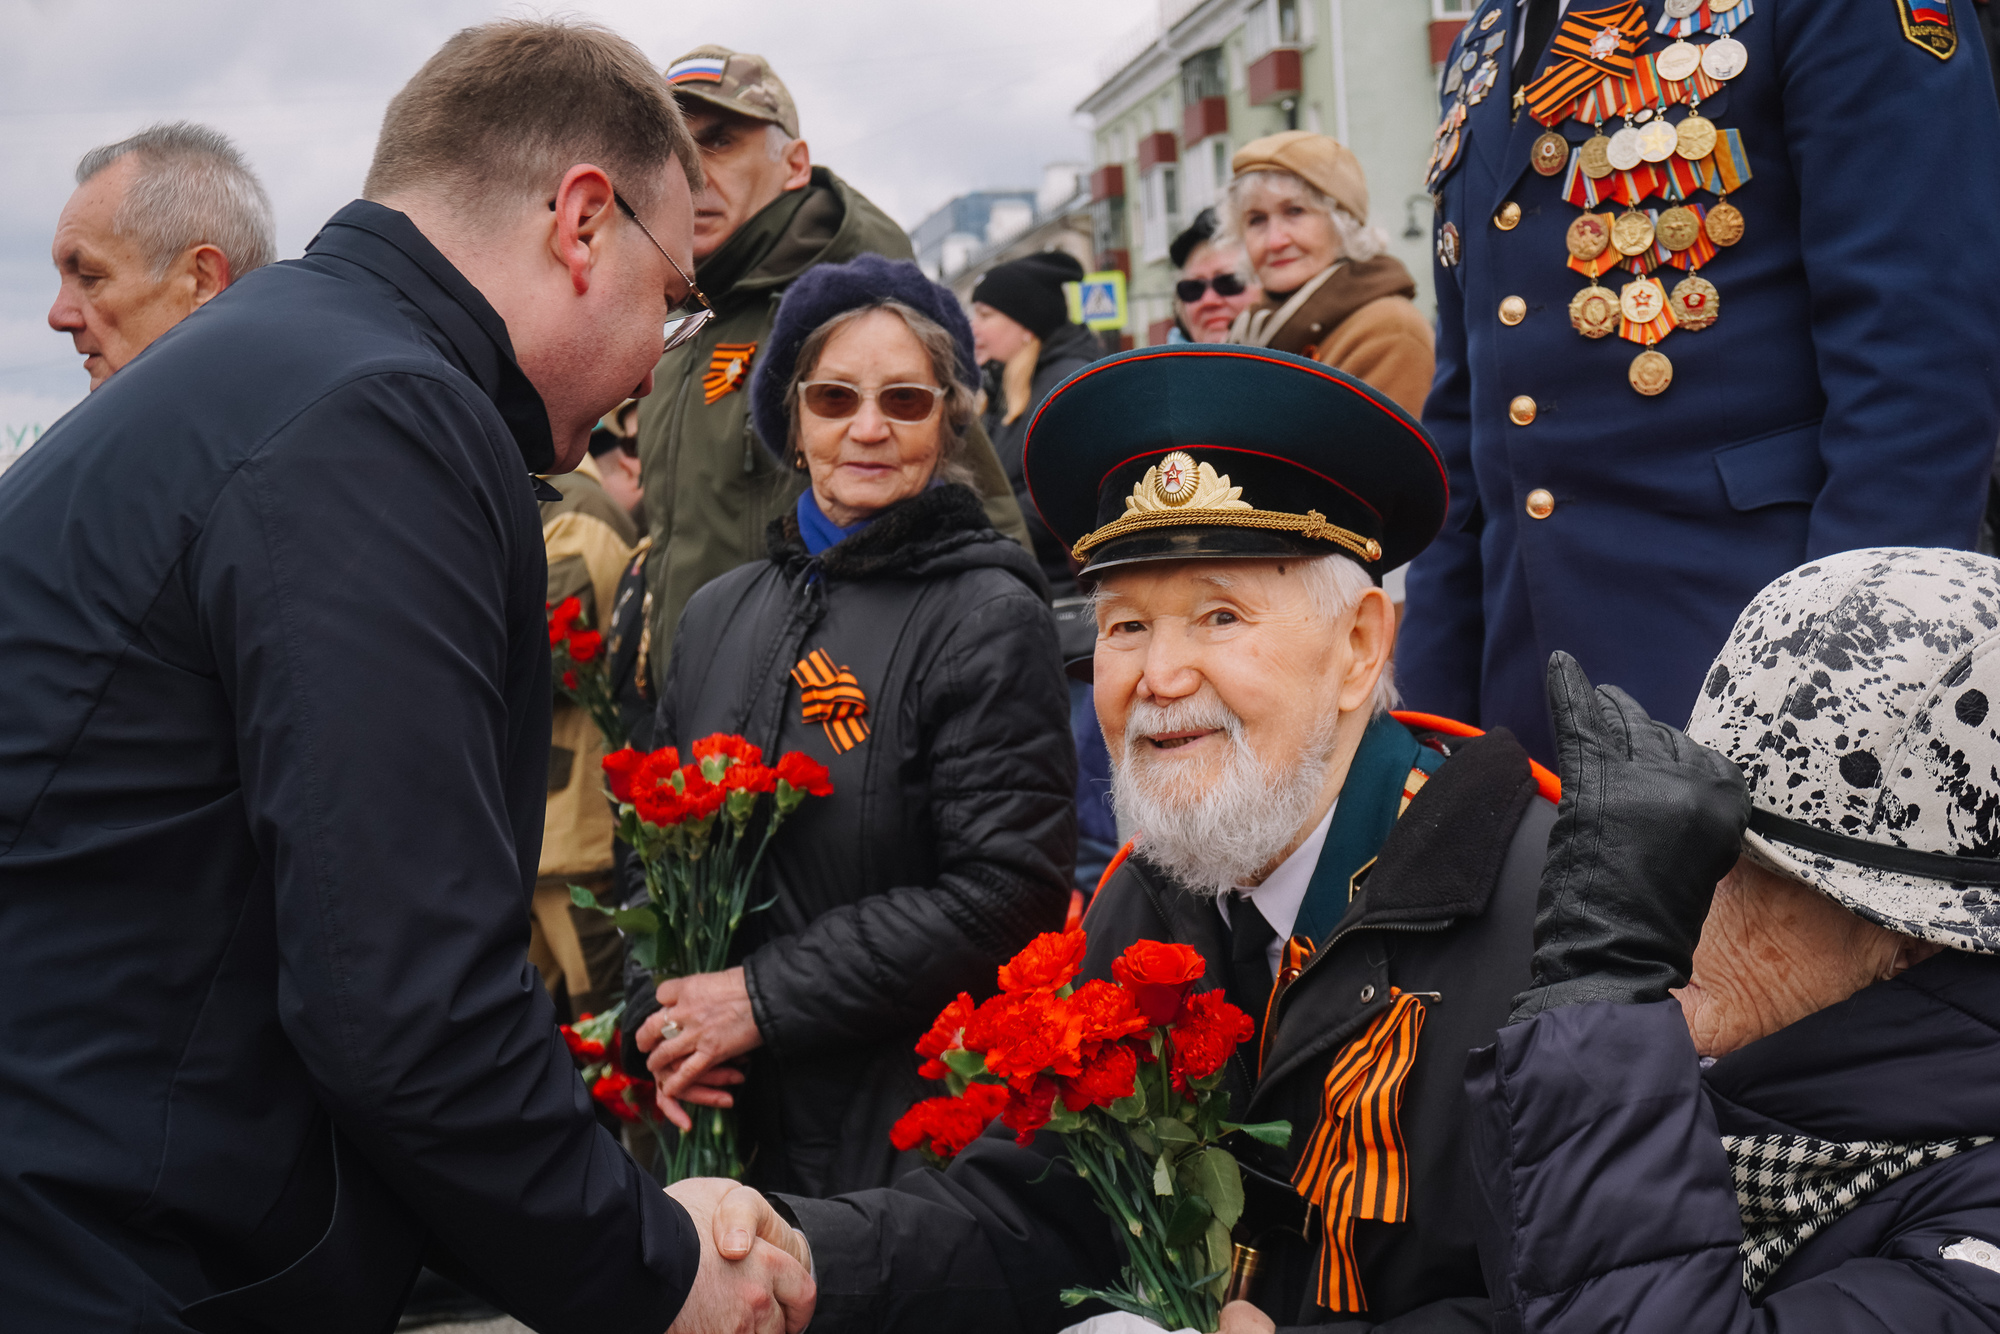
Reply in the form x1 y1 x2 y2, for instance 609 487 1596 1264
623 484 1075 1197
982 321 1103 595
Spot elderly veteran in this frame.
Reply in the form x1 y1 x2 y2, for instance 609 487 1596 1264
770 345 1560 1334
1469 548 2000 1333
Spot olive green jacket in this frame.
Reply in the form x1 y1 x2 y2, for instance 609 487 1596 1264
635 166 1030 694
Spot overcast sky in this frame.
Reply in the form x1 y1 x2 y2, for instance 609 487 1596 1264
0 0 1151 447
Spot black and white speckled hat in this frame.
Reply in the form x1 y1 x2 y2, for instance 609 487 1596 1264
1686 549 2000 954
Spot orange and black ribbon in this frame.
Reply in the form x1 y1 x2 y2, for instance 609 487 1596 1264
1291 988 1428 1313
703 342 757 405
1524 0 1650 125
791 648 870 752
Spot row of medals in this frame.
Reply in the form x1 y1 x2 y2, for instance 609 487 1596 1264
1528 9 1749 397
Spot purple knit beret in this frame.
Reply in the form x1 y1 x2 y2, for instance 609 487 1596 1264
749 253 977 462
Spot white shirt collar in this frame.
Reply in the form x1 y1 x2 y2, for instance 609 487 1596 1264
1218 800 1337 979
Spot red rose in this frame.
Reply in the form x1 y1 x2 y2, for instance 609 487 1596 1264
775 751 834 797
1000 1076 1059 1145
601 748 646 803
1060 1039 1138 1111
915 992 977 1080
997 928 1086 995
1112 940 1207 1025
1168 989 1254 1092
567 629 603 663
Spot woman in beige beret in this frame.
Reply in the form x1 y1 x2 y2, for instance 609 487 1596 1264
1224 131 1434 417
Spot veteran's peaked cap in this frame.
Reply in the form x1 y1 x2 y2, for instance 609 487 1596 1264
1021 345 1449 578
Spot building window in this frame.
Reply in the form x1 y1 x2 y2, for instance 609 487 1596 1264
1211 139 1229 205
1141 164 1181 262
1277 0 1300 44
1180 47 1226 106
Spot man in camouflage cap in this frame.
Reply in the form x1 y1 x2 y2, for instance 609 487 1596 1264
633 45 1029 697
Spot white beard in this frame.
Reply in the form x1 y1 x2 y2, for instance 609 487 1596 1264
1110 693 1341 896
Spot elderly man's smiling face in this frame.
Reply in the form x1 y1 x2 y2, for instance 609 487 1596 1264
1093 557 1394 892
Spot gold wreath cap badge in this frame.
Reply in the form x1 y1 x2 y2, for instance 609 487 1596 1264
1072 450 1383 565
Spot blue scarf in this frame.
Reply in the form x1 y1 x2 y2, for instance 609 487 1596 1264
796 490 875 555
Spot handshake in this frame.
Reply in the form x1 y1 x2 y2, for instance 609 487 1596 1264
664 1177 817 1334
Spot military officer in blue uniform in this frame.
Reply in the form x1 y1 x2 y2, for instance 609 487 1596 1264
1400 0 2000 764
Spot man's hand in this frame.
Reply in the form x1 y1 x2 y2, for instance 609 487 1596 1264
665 1178 814 1334
1219 1301 1276 1334
1511 651 1749 1021
637 968 763 1130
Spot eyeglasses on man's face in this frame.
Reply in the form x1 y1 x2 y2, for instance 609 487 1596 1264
548 186 715 353
798 381 944 423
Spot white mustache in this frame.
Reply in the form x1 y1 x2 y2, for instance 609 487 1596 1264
1123 695 1243 753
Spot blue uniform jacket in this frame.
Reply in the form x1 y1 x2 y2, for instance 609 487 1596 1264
0 201 695 1332
1401 0 2000 763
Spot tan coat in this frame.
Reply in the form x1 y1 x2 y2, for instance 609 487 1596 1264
1232 254 1435 418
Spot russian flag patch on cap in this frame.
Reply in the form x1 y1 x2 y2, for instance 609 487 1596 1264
666 56 727 84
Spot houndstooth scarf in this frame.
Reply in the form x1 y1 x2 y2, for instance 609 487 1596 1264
1723 1133 1994 1291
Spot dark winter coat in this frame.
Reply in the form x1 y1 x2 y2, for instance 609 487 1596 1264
781 724 1555 1333
982 321 1103 595
0 201 694 1333
1467 950 2000 1332
623 484 1076 1198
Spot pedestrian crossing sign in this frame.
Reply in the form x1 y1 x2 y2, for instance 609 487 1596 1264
1065 270 1128 332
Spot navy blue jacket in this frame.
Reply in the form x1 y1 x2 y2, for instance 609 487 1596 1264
1467 951 2000 1331
1402 0 2000 764
0 201 695 1333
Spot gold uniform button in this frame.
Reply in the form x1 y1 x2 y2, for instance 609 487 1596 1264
1499 295 1527 326
1508 395 1538 425
1525 489 1556 520
1495 201 1522 230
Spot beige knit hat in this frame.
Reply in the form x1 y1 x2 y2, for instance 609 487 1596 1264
1231 131 1369 222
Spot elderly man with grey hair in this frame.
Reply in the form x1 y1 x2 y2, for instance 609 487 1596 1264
1468 548 2000 1332
47 121 275 390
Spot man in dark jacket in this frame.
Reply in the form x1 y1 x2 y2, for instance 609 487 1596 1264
635 45 1029 691
0 21 809 1334
777 346 1557 1334
1471 550 2000 1332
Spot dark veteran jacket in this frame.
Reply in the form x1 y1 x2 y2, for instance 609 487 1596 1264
780 719 1554 1334
1401 0 2000 765
0 201 695 1333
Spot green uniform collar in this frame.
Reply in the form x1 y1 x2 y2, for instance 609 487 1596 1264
694 183 815 301
1292 713 1442 948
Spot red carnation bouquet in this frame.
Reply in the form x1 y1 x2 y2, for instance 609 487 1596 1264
892 929 1289 1333
574 733 832 1181
548 595 626 750
559 1003 674 1149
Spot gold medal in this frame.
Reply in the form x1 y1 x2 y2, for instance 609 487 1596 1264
1570 285 1618 338
1531 130 1568 176
1607 126 1645 172
1630 349 1674 396
1655 39 1702 81
1705 200 1745 246
1567 213 1612 261
1656 205 1701 252
1579 135 1615 179
1619 276 1668 324
1669 275 1721 330
1612 209 1657 257
1637 120 1678 163
1675 114 1718 160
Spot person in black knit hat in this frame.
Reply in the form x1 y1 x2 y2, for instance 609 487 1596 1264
969 250 1116 893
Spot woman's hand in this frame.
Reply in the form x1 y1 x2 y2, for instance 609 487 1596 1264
637 967 763 1129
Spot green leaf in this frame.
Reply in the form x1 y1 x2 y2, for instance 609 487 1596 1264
1153 1152 1174 1196
630 935 659 973
1186 1147 1245 1228
1163 1191 1212 1248
1108 1090 1149 1124
1220 1117 1294 1148
568 884 601 910
1047 1102 1086 1135
611 907 659 936
1152 1117 1198 1147
1205 1217 1235 1302
1125 1124 1159 1158
941 1048 989 1079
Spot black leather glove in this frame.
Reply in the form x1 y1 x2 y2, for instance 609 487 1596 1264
1510 651 1749 1022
